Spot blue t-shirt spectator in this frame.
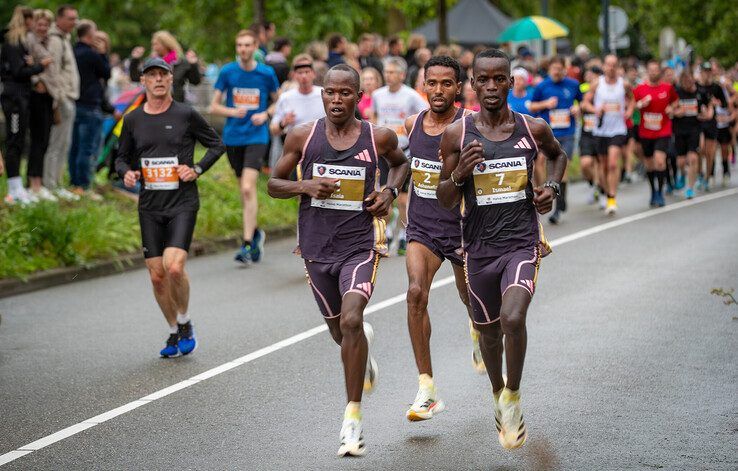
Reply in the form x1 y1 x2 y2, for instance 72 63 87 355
214 61 279 146
508 89 533 115
531 77 582 137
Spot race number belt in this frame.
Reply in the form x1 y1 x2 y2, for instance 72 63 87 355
233 87 261 110
679 99 698 117
583 114 597 132
472 156 527 206
141 156 179 190
410 157 441 198
311 163 366 211
549 109 571 129
643 112 663 131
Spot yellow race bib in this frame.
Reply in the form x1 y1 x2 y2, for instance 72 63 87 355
410 157 441 198
311 163 366 211
472 157 528 205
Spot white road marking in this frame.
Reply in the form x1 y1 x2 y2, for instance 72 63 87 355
1 187 735 467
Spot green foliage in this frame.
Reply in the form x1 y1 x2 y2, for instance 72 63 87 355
5 0 734 63
0 150 298 280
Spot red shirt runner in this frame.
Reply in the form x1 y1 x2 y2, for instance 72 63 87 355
633 82 678 139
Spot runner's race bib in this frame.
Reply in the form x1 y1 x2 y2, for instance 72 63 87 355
583 114 597 132
716 106 731 129
603 101 621 113
549 109 571 129
410 157 441 198
472 157 527 205
311 163 366 211
233 88 260 110
643 112 663 131
141 156 179 190
679 99 698 117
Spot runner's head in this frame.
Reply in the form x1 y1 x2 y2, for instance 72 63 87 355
471 48 511 112
678 69 696 92
235 29 258 63
700 61 713 83
662 65 675 85
322 64 362 124
547 56 566 83
292 53 315 90
511 68 529 92
646 59 661 84
383 56 407 89
585 65 603 85
603 54 618 79
141 57 173 99
423 55 462 114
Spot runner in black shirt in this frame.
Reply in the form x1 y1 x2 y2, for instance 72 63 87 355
696 62 728 190
673 71 710 198
115 58 225 358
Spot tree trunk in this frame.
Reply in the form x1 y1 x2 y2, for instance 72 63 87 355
253 0 266 24
438 0 448 45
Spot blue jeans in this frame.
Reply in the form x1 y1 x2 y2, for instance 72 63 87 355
556 134 575 161
68 105 103 188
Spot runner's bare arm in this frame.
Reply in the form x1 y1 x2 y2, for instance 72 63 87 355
581 82 598 113
267 122 338 200
527 116 566 214
365 126 409 217
437 120 482 209
208 89 247 119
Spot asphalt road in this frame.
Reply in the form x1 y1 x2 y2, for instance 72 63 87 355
1 178 737 470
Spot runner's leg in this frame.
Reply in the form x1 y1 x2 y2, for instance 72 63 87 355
340 293 370 402
162 247 190 316
240 168 259 242
146 257 177 327
406 241 443 376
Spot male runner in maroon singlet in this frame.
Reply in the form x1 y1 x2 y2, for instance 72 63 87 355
402 56 483 422
437 49 566 449
268 64 409 457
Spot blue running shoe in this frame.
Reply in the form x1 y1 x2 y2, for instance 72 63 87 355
235 244 253 264
649 193 657 207
674 174 685 190
250 228 266 263
685 187 695 199
177 322 197 355
160 333 179 358
655 192 666 207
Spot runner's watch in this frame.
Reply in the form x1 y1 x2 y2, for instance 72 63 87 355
386 187 399 199
543 181 560 197
193 165 203 176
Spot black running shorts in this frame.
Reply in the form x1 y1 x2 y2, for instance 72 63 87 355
226 144 269 177
640 137 670 157
139 210 197 258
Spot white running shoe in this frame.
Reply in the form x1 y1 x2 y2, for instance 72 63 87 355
337 417 365 457
363 322 378 394
722 174 730 188
54 188 81 201
5 188 35 205
469 320 486 375
406 384 445 421
497 388 527 449
31 186 58 202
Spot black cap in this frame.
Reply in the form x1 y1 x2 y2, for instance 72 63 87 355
700 61 712 71
142 57 173 74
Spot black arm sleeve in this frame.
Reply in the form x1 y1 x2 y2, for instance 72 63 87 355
189 109 225 173
115 117 134 177
185 62 201 86
4 43 43 81
129 57 142 82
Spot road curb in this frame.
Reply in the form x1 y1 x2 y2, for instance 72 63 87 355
0 227 296 299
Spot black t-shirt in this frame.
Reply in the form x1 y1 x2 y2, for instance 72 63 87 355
115 101 225 213
697 82 727 127
673 87 708 134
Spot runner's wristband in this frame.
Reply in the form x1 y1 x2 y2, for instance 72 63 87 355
450 171 464 187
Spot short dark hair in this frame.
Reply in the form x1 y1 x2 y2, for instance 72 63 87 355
76 20 95 39
325 64 361 92
57 4 76 17
472 48 510 72
646 59 660 68
549 55 565 67
424 55 461 82
328 33 345 51
273 37 291 52
388 35 402 47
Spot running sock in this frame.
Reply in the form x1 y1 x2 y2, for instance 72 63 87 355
502 387 520 401
587 179 593 187
168 324 178 334
7 176 22 194
344 401 362 421
722 159 730 177
176 313 190 325
418 373 434 390
242 240 252 248
647 171 656 193
493 388 503 403
657 170 666 193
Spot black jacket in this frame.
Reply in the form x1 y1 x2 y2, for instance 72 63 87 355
74 41 110 108
130 57 201 103
0 38 43 96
